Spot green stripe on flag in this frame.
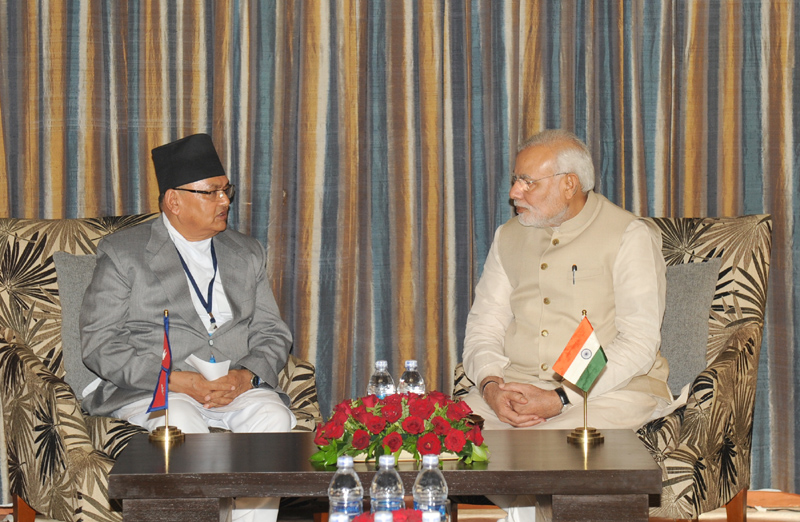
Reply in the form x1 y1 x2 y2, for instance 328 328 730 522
574 347 608 392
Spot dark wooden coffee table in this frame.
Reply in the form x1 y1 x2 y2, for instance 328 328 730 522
109 429 661 521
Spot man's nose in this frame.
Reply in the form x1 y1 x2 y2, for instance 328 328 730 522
509 181 524 200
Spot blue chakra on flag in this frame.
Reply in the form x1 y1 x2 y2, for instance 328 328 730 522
580 348 593 360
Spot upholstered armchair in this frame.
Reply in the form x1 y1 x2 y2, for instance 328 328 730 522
0 214 322 522
453 214 772 521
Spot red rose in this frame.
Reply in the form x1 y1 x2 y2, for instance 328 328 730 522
333 400 353 417
314 424 329 446
382 431 403 452
352 512 373 522
362 394 379 408
364 414 387 434
380 402 403 423
383 393 403 406
428 390 450 407
417 432 442 455
431 416 452 436
331 409 348 425
394 509 422 522
351 404 368 423
323 421 345 440
446 400 472 421
444 428 466 453
352 429 371 450
466 425 484 446
408 395 435 419
402 415 426 435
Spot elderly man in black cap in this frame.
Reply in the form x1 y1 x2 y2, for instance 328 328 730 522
80 133 292 522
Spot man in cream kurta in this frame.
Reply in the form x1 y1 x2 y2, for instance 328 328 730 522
462 130 671 520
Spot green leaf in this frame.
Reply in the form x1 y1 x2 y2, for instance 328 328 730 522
471 443 490 462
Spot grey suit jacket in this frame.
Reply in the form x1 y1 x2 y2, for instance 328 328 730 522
80 216 293 416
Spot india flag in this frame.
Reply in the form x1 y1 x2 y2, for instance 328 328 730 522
552 316 607 392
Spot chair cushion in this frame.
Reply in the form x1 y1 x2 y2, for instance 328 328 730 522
53 251 100 399
660 258 722 396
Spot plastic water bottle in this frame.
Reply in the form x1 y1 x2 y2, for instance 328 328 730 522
413 454 448 520
370 454 405 512
398 359 425 394
329 514 350 522
328 455 364 519
422 512 443 522
367 360 396 398
374 512 394 522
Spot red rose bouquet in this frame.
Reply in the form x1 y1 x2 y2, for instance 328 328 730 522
311 391 489 466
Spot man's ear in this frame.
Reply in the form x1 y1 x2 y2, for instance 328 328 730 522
563 173 580 199
162 189 180 214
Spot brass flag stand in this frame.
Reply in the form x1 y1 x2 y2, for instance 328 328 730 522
566 390 603 445
148 412 185 444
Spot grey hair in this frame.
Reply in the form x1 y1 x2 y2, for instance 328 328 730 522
518 129 595 193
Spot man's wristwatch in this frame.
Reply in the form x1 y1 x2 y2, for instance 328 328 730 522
554 387 570 411
250 372 261 388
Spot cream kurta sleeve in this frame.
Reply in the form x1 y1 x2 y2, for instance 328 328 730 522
463 227 514 387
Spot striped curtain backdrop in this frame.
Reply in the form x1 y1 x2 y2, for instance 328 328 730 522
0 0 797 493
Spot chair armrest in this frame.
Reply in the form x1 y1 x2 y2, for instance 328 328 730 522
452 362 475 398
0 337 119 521
279 354 322 432
638 330 760 518
84 414 147 460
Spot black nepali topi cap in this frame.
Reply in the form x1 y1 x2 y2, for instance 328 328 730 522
151 133 226 194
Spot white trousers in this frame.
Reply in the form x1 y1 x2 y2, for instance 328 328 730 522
115 388 296 522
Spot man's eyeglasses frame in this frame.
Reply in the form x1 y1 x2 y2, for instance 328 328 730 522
510 172 568 192
173 183 236 200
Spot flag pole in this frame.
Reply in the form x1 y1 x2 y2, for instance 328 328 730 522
567 390 603 446
149 310 184 445
583 390 588 431
565 311 603 446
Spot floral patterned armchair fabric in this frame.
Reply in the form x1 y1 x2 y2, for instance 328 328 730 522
453 214 772 520
0 214 322 522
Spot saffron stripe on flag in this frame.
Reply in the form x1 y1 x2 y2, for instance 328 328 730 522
552 316 595 376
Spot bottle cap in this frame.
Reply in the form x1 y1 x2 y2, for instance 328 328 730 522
422 512 441 522
375 360 388 371
337 455 354 468
378 454 396 467
329 514 350 522
405 359 418 370
374 512 393 522
421 454 439 467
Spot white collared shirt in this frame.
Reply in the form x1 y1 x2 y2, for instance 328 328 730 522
163 213 233 334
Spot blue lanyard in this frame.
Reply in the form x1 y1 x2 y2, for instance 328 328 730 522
176 240 218 330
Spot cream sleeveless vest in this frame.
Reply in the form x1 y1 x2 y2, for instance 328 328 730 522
497 191 669 399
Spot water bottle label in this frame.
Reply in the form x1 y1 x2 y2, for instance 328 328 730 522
413 501 446 519
331 500 363 517
371 498 404 512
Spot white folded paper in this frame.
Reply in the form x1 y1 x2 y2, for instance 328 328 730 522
185 354 230 381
